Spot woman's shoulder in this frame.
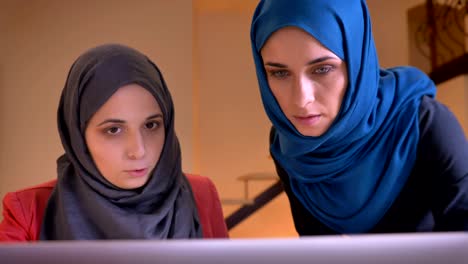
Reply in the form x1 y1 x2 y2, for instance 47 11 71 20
0 180 56 241
418 95 466 148
417 95 468 180
184 173 228 238
185 173 220 204
186 173 214 186
419 95 455 122
10 180 56 196
3 180 56 209
8 175 219 212
185 173 209 185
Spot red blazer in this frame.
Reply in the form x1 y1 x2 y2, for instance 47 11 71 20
0 174 228 241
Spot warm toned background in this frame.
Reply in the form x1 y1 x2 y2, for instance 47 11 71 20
0 0 466 238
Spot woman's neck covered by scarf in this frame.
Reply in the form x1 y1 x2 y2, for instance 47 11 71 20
40 44 202 239
251 0 436 233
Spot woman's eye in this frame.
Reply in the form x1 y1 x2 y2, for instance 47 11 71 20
106 127 121 135
314 65 334 74
145 121 160 130
268 70 289 79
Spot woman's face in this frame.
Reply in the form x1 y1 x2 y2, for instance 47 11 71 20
85 84 165 189
261 27 348 137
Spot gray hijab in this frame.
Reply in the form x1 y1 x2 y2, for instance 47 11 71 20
40 44 202 240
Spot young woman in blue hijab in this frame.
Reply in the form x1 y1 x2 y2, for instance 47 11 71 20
251 0 468 234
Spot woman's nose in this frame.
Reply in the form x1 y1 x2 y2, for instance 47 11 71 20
126 132 146 160
292 75 315 108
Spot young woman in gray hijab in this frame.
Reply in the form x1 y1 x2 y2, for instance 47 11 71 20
0 44 228 240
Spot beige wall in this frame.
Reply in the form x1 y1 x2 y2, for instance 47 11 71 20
193 3 297 238
368 0 426 67
0 2 12 198
0 0 193 214
194 8 273 205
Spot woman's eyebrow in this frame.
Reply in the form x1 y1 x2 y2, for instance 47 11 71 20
264 56 337 68
97 114 163 126
146 113 163 120
306 56 337 65
97 119 125 126
264 62 287 68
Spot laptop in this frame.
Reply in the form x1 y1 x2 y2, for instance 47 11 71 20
1 232 467 264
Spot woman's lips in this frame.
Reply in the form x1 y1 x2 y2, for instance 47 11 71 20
294 114 322 126
125 168 148 177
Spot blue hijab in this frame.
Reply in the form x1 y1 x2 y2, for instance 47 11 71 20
251 0 436 233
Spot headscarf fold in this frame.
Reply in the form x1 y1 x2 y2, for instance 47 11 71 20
251 0 436 233
40 44 202 239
